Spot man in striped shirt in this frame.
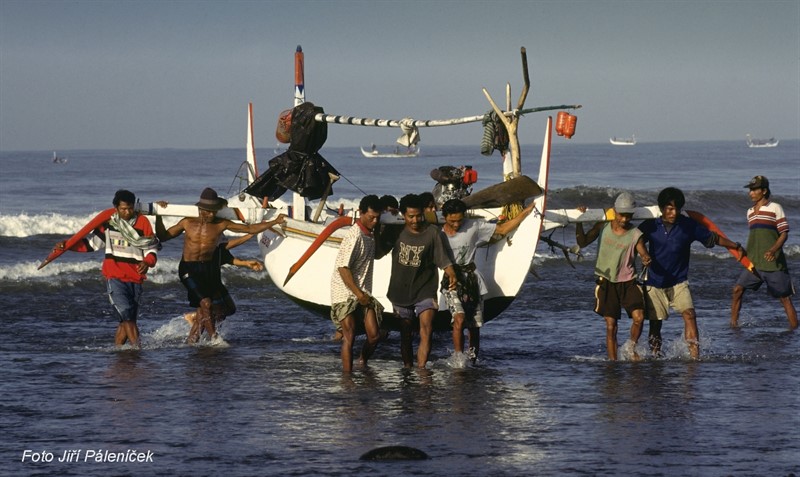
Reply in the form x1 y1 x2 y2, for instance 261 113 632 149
56 190 159 348
732 176 797 330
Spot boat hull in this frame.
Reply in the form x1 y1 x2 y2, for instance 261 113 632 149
258 207 541 331
745 134 778 148
360 146 420 158
609 137 636 145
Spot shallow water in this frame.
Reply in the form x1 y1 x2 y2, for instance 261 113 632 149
2 141 799 476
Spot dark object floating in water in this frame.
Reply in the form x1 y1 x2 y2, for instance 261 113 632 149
359 445 429 461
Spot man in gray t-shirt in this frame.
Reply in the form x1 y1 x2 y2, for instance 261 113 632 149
387 194 456 368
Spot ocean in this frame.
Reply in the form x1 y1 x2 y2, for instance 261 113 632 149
1 138 799 476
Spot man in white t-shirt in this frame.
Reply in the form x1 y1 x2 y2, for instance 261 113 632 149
440 198 535 364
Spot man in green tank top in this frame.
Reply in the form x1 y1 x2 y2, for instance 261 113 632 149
576 192 652 360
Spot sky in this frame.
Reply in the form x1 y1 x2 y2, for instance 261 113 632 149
1 0 798 151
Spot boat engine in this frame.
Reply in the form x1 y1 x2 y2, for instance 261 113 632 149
430 165 478 208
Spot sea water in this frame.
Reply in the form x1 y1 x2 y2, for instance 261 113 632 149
1 140 799 476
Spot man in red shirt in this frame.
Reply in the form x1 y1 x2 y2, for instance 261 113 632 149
55 190 159 348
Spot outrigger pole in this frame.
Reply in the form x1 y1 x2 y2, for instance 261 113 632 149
312 104 581 129
310 47 580 184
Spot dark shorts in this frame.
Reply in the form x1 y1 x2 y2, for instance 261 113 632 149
594 277 644 320
736 269 795 298
179 260 231 308
106 279 142 322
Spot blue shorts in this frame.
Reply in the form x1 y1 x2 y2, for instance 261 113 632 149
736 269 795 298
392 298 438 321
106 279 142 322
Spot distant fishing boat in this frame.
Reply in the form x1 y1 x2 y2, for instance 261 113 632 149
360 144 420 158
746 134 778 148
52 151 67 164
609 135 636 146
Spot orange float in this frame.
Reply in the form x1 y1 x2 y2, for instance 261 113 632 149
563 113 577 139
555 111 569 136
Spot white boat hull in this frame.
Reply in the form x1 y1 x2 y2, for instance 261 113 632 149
258 205 540 330
360 146 420 158
609 136 636 146
259 120 551 330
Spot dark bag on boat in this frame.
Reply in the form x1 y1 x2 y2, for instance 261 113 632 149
244 102 339 201
288 102 327 154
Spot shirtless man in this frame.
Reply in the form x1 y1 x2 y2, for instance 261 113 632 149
181 233 263 328
156 188 285 342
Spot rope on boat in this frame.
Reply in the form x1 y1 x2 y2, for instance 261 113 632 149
312 104 581 128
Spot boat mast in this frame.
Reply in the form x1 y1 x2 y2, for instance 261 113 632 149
246 102 258 183
292 45 307 219
294 45 304 107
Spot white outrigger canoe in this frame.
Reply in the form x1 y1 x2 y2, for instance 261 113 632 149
609 135 636 146
142 46 663 331
359 145 420 158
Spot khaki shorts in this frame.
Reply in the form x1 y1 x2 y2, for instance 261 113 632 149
330 295 384 330
644 281 693 320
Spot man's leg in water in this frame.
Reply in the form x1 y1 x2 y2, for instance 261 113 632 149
189 297 214 343
648 320 663 356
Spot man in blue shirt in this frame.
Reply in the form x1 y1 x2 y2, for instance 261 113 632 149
638 187 740 359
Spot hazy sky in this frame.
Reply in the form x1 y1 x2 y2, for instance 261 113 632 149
1 0 798 150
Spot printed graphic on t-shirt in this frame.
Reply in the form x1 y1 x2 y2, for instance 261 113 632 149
398 242 425 267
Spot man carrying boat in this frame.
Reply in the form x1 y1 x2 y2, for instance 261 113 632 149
387 194 457 368
638 187 741 358
731 176 797 330
330 195 384 372
155 188 285 343
54 190 159 348
440 198 535 364
182 233 263 328
577 192 651 361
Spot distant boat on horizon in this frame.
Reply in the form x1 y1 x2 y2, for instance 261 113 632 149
745 134 778 148
360 143 420 158
609 135 636 146
52 151 67 164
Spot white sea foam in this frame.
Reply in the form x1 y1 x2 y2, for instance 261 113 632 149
0 212 179 238
0 212 101 237
0 257 183 282
141 315 230 348
145 315 191 343
0 260 98 280
445 351 470 369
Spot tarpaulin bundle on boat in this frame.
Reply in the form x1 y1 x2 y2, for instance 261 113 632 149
245 102 340 200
